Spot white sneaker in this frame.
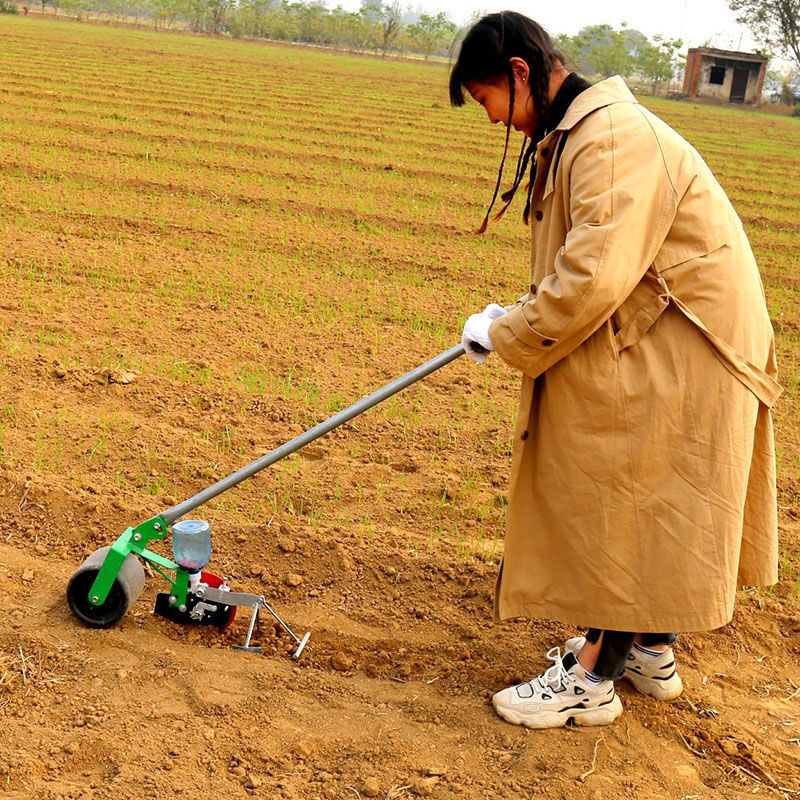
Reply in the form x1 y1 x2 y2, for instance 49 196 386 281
564 635 586 657
565 636 683 702
492 647 623 729
624 643 683 701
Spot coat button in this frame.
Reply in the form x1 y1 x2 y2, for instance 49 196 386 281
541 339 554 346
521 431 529 440
529 283 537 295
534 210 543 221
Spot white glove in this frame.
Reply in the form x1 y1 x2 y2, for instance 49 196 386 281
462 303 508 363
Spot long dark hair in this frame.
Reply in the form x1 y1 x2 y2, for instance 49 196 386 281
449 12 562 232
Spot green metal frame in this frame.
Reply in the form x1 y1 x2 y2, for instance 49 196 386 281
87 516 189 608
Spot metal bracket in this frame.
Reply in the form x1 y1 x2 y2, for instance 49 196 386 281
87 515 192 609
189 601 219 621
195 585 310 659
88 516 170 605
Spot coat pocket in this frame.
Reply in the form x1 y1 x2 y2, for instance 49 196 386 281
614 291 670 354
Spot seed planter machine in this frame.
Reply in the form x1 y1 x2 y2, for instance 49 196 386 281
67 344 476 659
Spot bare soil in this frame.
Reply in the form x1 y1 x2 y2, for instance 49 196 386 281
1 347 799 800
1 15 799 800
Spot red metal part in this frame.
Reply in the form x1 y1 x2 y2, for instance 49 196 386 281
200 571 237 631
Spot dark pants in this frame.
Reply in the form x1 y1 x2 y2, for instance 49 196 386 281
585 628 678 680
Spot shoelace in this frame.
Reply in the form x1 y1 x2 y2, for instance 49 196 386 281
535 646 576 691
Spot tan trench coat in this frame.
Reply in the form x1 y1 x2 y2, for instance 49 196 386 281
488 77 781 632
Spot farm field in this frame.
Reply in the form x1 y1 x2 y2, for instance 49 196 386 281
1 13 800 800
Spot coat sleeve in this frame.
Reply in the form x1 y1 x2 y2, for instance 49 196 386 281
489 104 678 378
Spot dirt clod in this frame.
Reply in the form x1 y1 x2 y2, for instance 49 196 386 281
330 652 354 671
110 370 138 385
719 738 739 756
422 767 447 778
294 740 315 759
408 776 437 796
361 777 380 797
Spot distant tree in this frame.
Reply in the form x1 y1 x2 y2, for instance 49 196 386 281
381 0 402 55
0 0 19 13
237 0 276 37
281 0 326 42
362 0 402 55
150 0 186 28
59 0 80 19
578 23 638 78
780 67 800 101
394 27 414 56
337 8 377 50
637 36 683 92
764 66 783 94
728 0 800 70
554 32 588 73
206 0 230 33
258 2 293 39
406 11 456 59
321 4 347 45
102 0 127 22
182 0 206 30
623 27 649 60
79 0 101 21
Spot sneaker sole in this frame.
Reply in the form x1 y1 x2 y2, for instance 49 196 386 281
622 671 683 702
493 694 623 729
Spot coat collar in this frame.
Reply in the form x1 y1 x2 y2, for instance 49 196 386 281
553 76 638 133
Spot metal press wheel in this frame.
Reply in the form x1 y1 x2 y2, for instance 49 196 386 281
66 546 145 628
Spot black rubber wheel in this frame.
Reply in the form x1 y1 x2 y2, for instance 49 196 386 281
66 546 145 629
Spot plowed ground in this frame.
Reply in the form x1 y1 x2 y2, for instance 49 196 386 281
0 15 799 800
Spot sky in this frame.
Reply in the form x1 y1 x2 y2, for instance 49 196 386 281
457 0 758 51
350 0 763 53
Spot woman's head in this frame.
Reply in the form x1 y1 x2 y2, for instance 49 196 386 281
449 12 564 231
450 12 562 136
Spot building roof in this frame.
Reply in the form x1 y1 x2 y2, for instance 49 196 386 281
688 46 768 64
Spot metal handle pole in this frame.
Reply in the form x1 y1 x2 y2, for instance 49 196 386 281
160 344 468 525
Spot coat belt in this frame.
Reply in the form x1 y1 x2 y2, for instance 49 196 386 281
614 277 782 408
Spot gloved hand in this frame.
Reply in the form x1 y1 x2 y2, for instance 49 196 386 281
462 303 508 363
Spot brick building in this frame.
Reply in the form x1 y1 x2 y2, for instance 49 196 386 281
683 47 768 104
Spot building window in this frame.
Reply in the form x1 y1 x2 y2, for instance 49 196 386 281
709 66 726 84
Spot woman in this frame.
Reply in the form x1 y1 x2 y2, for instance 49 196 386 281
452 12 781 729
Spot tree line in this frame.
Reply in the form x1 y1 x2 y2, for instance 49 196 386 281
8 0 687 88
556 24 684 92
7 0 799 92
14 0 461 59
